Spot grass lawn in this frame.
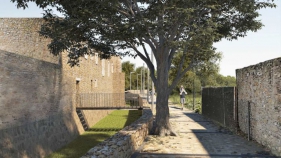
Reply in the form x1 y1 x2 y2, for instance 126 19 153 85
47 110 142 158
169 94 202 113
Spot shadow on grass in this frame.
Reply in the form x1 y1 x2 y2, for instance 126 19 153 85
87 128 122 132
47 110 142 158
46 133 113 158
125 110 143 126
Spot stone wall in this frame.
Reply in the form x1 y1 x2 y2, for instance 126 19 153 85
0 50 79 158
0 50 62 130
0 18 125 158
236 58 281 156
82 109 153 158
0 18 58 64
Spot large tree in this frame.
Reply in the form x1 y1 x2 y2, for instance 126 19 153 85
13 0 275 136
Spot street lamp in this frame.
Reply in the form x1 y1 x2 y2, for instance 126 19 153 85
130 72 135 90
193 70 195 110
147 64 149 101
141 66 143 94
151 51 155 112
142 63 145 95
137 74 141 93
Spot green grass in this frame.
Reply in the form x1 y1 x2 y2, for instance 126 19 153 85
47 110 142 158
169 94 202 113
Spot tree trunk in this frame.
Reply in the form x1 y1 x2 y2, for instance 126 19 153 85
155 88 176 136
153 58 177 136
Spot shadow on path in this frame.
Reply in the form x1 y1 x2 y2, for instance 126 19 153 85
132 106 277 158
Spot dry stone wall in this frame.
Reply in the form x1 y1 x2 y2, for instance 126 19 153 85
0 18 125 158
82 109 153 158
236 58 281 156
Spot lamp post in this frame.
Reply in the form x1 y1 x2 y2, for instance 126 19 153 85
137 74 141 93
147 64 149 102
151 51 155 113
193 66 196 110
193 72 195 110
130 72 135 90
142 63 145 95
141 66 143 94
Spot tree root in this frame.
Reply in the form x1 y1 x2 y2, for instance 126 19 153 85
153 126 178 136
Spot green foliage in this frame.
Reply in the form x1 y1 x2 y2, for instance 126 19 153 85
90 110 142 131
12 0 276 134
216 75 236 87
169 50 221 94
122 61 135 90
169 94 202 113
170 71 202 94
135 66 149 90
11 0 276 73
12 0 275 92
46 110 142 158
169 49 236 93
122 61 149 90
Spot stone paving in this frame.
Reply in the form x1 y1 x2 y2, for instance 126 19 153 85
131 104 277 158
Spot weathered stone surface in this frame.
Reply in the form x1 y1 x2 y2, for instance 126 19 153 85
0 18 125 158
236 57 281 156
82 109 153 158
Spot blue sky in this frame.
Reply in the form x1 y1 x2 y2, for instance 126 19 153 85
1 0 280 77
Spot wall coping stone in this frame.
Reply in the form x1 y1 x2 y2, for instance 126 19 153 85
81 108 153 158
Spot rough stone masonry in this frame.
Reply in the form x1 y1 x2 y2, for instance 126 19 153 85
0 18 125 158
236 57 281 156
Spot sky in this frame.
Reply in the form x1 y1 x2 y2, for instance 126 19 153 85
1 0 280 77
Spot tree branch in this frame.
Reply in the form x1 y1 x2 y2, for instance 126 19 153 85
168 59 193 93
168 45 200 93
127 41 157 83
139 38 151 60
167 48 176 70
143 37 157 53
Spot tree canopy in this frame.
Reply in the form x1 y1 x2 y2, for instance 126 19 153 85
12 0 276 136
122 61 135 90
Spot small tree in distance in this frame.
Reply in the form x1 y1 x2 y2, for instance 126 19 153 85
12 0 276 136
122 61 135 90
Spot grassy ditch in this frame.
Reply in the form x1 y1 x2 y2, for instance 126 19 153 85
47 110 142 158
169 94 202 113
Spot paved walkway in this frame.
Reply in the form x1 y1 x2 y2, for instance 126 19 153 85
131 104 277 158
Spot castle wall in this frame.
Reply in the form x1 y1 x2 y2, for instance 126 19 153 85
0 18 58 64
236 58 281 156
0 18 124 158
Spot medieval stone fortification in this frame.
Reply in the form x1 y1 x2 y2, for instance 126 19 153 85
236 58 281 155
0 18 125 158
